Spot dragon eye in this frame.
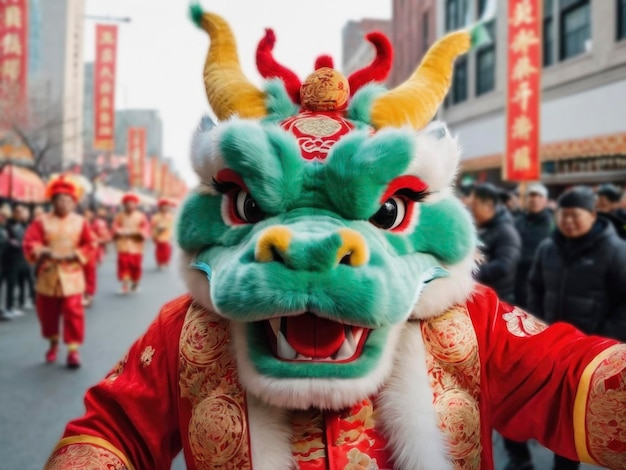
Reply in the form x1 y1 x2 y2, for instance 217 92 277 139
370 196 406 230
234 190 265 223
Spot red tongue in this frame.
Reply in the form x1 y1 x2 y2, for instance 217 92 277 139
285 313 345 358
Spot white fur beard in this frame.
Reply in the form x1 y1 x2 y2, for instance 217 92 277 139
230 321 404 410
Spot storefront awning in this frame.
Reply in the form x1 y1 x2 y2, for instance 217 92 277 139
0 165 46 203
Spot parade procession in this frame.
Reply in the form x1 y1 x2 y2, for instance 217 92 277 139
3 1 626 469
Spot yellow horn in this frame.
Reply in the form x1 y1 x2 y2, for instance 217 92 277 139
197 11 267 120
370 30 471 130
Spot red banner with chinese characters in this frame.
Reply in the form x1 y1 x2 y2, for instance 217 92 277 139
94 24 118 150
504 0 542 181
0 0 29 109
144 156 155 190
153 156 162 194
127 127 146 188
160 161 169 196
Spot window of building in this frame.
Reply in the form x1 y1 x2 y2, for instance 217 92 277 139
423 10 430 53
475 0 495 96
543 0 555 66
559 0 590 60
618 0 626 40
451 57 468 104
446 0 468 32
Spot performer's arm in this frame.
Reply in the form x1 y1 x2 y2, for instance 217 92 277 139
44 296 190 469
22 219 49 264
476 290 626 468
597 245 626 341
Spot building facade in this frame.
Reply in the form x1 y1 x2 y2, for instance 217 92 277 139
342 18 392 77
434 0 626 190
38 0 85 171
388 0 438 87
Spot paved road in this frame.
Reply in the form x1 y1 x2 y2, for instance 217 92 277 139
0 249 600 469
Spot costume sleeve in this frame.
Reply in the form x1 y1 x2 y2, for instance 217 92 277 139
22 219 46 264
597 243 626 341
474 226 521 284
44 295 191 470
474 289 626 468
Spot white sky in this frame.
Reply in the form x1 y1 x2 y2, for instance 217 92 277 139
84 0 391 184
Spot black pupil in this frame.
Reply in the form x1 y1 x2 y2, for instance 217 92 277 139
371 199 397 229
243 194 264 223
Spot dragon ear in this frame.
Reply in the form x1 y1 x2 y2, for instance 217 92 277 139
190 4 267 120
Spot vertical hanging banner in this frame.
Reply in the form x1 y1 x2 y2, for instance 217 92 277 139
160 161 168 196
94 24 118 150
153 157 162 194
504 0 542 181
144 156 155 190
127 127 146 188
0 0 29 108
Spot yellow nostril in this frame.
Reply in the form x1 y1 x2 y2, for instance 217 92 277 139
336 229 369 267
255 226 292 263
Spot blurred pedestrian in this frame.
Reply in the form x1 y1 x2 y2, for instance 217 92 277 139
595 183 626 238
457 182 474 207
502 187 523 222
112 193 148 294
2 205 31 318
82 208 111 307
0 206 11 321
22 176 94 368
11 205 35 311
151 198 175 270
470 183 521 303
528 185 626 470
514 183 553 308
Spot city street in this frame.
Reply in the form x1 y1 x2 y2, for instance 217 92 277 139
0 249 599 470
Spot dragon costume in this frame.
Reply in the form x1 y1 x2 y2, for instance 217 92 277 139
44 6 626 470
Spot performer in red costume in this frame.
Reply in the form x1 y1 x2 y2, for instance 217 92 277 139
82 208 111 307
23 175 94 368
43 7 626 469
112 193 147 294
151 198 175 269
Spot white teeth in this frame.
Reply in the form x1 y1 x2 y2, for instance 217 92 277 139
277 332 297 360
334 336 357 360
352 328 364 346
345 328 356 349
269 318 281 337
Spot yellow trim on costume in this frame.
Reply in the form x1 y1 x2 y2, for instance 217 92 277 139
50 435 135 470
255 226 292 263
337 229 369 267
573 344 621 465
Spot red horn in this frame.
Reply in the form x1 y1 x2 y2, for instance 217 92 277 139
347 32 393 95
314 55 334 70
256 28 302 104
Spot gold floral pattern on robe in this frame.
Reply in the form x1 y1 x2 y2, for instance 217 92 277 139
45 442 129 470
178 303 251 470
421 305 482 470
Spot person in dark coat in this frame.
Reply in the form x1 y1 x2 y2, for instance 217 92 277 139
470 183 521 303
528 186 626 470
3 205 28 318
596 183 626 238
0 207 10 321
514 183 554 309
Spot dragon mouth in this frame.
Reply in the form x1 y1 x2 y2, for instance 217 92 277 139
265 312 370 363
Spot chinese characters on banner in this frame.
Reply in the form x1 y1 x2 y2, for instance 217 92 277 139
504 0 542 181
144 156 155 190
0 0 28 105
94 24 118 150
153 156 162 194
127 127 146 188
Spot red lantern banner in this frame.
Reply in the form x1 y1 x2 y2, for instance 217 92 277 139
127 127 146 188
94 24 118 150
504 0 542 181
0 0 29 107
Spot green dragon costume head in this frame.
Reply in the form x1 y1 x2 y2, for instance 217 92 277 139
179 5 486 410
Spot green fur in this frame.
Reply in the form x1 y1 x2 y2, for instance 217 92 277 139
247 322 389 378
189 3 203 29
263 80 299 122
347 84 386 126
470 22 492 49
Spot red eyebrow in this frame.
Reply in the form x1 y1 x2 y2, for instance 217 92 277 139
215 169 249 192
380 175 429 203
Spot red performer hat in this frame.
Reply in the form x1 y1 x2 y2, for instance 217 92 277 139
45 174 82 201
158 197 174 207
122 193 140 205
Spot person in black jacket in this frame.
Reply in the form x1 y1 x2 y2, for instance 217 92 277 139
514 183 553 308
528 186 626 470
0 207 10 321
596 183 626 239
3 206 28 318
470 183 521 303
